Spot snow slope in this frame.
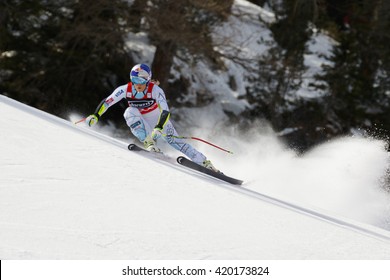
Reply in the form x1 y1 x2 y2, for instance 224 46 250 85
1 94 390 259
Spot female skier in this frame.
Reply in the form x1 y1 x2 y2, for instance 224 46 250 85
85 63 219 172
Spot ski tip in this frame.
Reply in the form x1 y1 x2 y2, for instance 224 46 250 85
177 156 186 164
128 143 137 150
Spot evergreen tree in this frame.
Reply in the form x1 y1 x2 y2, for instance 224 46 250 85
0 0 133 117
325 0 390 137
141 0 234 95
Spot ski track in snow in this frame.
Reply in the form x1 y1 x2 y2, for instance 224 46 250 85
2 94 390 259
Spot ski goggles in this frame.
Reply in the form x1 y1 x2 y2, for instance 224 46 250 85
131 76 148 85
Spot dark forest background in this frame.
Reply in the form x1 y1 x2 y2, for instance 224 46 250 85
1 0 389 152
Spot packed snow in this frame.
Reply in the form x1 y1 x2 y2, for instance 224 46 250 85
1 95 390 260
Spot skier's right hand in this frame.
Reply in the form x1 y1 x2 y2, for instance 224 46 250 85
86 114 99 127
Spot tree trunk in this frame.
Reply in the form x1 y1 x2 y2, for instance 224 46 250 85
151 40 176 93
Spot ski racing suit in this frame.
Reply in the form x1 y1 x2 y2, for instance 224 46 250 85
93 81 207 164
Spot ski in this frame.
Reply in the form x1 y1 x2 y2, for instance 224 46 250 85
177 156 243 185
128 143 148 152
128 143 163 154
128 143 167 159
128 144 244 185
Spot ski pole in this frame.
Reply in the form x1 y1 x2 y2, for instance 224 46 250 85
162 134 233 154
74 117 86 125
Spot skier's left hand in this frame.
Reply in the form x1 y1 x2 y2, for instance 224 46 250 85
151 127 163 140
86 114 99 127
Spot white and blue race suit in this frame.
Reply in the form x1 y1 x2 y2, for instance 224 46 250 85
93 81 207 164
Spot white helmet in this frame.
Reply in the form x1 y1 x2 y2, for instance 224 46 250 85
130 63 152 84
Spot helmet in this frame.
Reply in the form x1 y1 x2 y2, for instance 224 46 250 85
130 63 152 85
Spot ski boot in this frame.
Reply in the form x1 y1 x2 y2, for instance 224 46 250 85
202 159 220 173
143 135 161 153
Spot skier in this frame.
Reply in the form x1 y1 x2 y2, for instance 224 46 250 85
85 63 219 172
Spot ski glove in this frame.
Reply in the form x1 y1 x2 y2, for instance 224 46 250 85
86 114 99 127
151 127 163 141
